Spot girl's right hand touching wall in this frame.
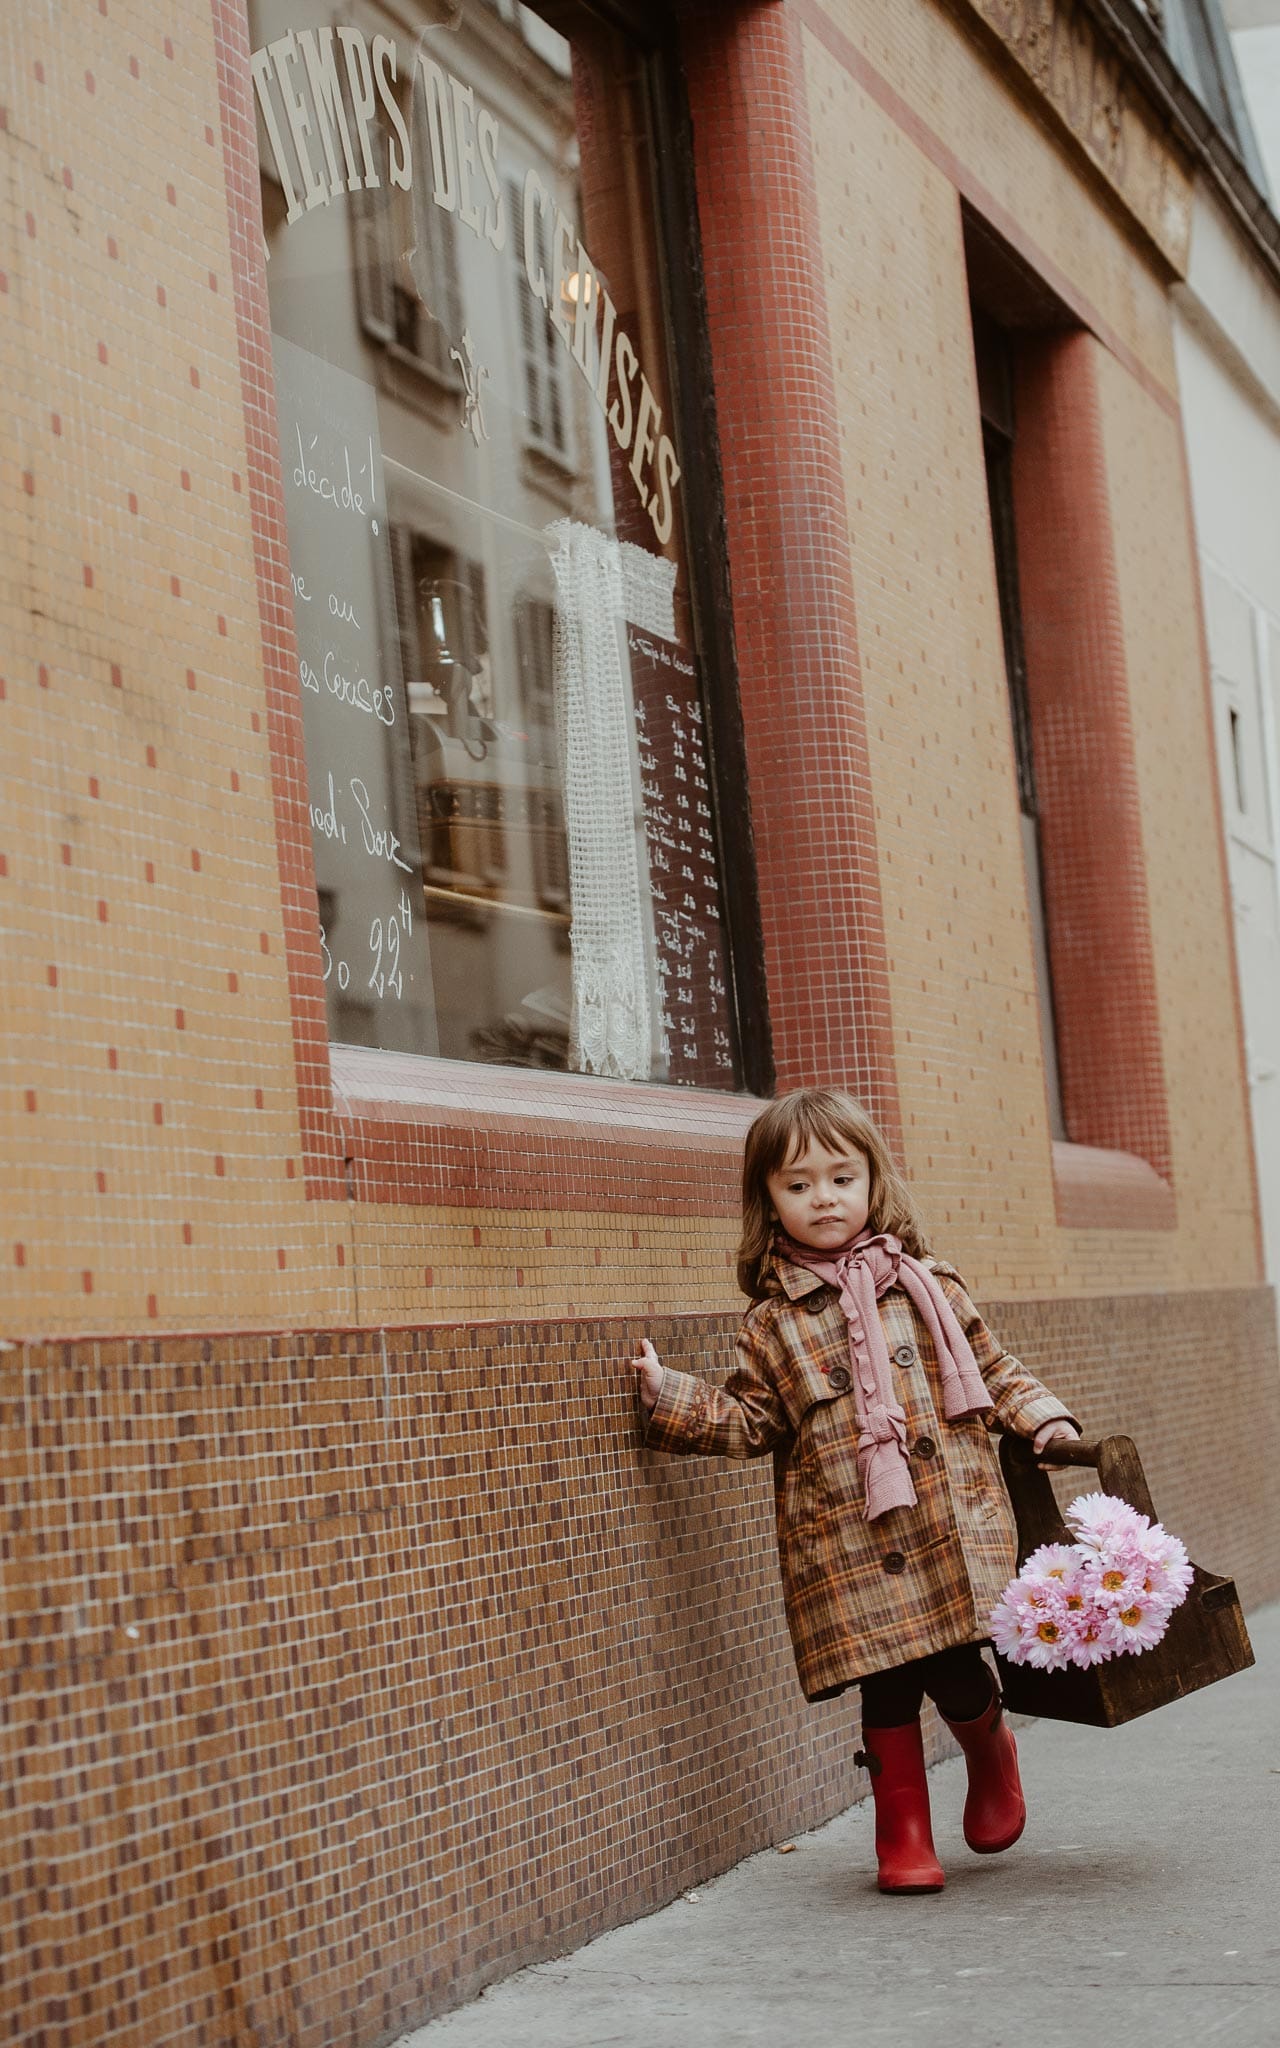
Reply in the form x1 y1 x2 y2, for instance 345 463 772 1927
631 1336 663 1414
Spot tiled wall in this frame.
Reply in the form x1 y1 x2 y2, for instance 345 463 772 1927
0 0 1261 1338
5 1287 1277 2046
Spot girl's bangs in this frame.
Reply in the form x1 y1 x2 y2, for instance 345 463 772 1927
778 1097 873 1169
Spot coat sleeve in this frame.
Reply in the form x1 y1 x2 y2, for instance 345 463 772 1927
640 1309 792 1460
932 1263 1082 1440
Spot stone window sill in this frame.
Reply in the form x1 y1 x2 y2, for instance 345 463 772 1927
1052 1140 1176 1231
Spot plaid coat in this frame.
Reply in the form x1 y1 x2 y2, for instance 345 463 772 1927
643 1254 1078 1699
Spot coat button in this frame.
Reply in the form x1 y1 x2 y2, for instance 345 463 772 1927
828 1365 852 1392
882 1550 906 1574
912 1436 936 1459
893 1344 916 1366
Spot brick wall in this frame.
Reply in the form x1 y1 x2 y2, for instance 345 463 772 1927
4 1289 1277 2045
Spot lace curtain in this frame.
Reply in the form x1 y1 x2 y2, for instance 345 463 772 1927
547 520 676 1081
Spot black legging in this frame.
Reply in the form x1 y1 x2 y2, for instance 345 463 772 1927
860 1643 994 1727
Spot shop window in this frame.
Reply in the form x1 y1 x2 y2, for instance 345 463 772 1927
249 0 746 1087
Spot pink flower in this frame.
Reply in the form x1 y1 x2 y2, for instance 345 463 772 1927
1066 1609 1111 1668
1134 1525 1194 1609
1079 1550 1147 1610
1022 1541 1081 1585
1101 1596 1170 1656
1015 1600 1074 1672
991 1576 1074 1665
1065 1491 1148 1553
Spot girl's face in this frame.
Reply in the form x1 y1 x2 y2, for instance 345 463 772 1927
766 1138 871 1251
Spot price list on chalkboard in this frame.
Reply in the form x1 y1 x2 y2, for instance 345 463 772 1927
627 627 736 1086
272 335 437 1055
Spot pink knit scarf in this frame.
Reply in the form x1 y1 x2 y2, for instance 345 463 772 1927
779 1227 990 1521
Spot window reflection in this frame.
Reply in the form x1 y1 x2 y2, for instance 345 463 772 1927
252 0 739 1085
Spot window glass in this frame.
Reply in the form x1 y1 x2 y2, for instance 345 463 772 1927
250 0 740 1086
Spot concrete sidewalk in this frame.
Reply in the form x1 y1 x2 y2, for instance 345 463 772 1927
400 1602 1280 2048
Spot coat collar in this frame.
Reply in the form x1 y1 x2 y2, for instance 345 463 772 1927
769 1249 829 1302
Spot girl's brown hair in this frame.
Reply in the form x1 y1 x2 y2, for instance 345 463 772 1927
736 1088 930 1299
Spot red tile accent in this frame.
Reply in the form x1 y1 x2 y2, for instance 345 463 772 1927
1012 334 1172 1194
679 3 899 1134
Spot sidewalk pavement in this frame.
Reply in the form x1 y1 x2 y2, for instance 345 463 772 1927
399 1601 1280 2048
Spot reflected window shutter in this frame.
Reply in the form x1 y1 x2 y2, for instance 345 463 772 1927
352 184 395 343
510 176 549 441
413 99 462 382
387 522 419 693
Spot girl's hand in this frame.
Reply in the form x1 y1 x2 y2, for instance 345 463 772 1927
631 1337 664 1415
1033 1417 1081 1468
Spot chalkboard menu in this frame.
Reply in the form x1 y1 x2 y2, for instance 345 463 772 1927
273 335 437 1054
628 627 736 1087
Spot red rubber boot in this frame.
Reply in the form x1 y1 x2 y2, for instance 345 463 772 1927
856 1722 945 1893
941 1682 1026 1854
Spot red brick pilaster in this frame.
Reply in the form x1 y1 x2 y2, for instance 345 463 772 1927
680 3 900 1143
1011 330 1172 1185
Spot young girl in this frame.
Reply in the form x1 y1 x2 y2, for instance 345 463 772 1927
631 1087 1080 1895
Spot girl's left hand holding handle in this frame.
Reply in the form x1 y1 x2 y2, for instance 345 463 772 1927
1033 1417 1081 1468
631 1337 663 1415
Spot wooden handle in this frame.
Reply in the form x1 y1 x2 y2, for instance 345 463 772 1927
1034 1439 1108 1468
1008 1431 1158 1521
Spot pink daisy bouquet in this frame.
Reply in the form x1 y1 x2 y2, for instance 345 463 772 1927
991 1491 1195 1671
